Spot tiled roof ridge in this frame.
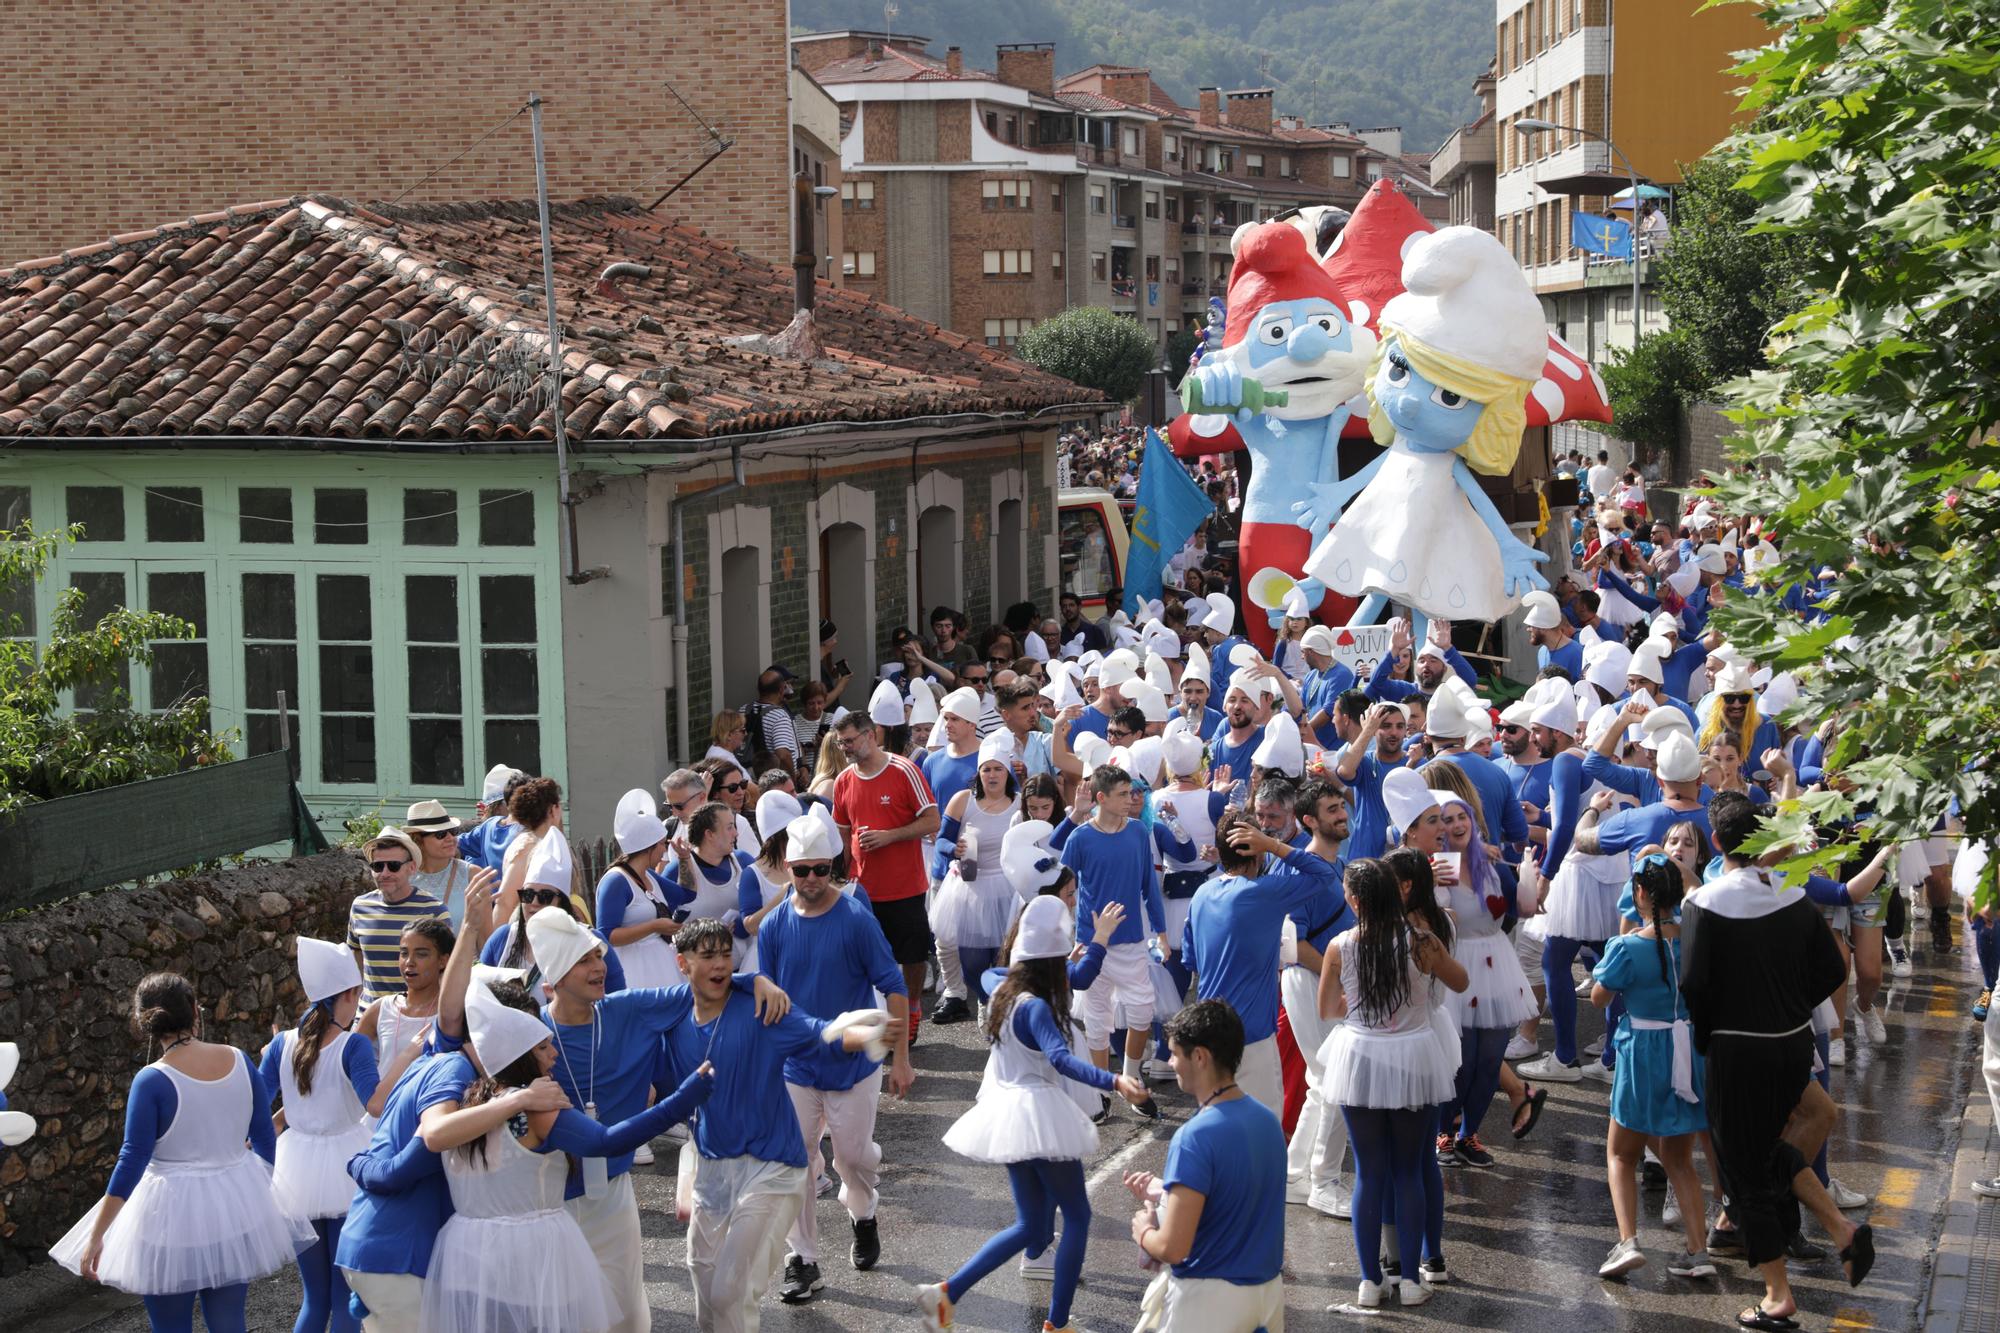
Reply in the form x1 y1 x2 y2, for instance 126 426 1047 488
1 197 304 281
296 198 692 437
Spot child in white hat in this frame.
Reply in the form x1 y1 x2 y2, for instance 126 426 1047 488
930 734 1027 1012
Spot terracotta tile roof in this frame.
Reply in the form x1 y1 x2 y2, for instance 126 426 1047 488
813 47 991 84
0 196 1101 445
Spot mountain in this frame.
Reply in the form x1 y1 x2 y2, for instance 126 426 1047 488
793 0 1494 152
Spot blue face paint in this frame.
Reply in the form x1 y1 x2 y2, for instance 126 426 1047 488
1373 348 1480 453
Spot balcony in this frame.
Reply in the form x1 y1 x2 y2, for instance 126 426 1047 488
1110 278 1137 300
1113 213 1136 230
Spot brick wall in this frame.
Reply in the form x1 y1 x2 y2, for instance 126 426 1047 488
947 173 1070 343
2 0 794 265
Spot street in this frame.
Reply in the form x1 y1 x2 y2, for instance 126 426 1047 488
10 945 1982 1333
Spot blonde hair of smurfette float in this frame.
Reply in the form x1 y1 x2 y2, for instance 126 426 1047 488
1364 326 1534 478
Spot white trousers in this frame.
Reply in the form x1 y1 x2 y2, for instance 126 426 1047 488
689 1155 808 1333
786 1070 884 1263
1238 1034 1283 1118
1984 994 2000 1132
568 1172 647 1333
1281 965 1346 1195
340 1270 423 1333
1081 941 1156 1049
1153 1272 1286 1333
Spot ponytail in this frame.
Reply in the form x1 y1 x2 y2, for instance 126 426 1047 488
293 1004 333 1096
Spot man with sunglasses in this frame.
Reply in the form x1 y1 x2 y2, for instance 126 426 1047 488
347 830 445 1004
758 815 913 1304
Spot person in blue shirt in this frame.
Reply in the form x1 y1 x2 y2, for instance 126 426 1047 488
1298 628 1358 749
1522 591 1585 681
1125 1000 1289 1331
1174 665 1226 742
1336 700 1411 862
456 765 525 870
757 814 914 1304
1203 679 1267 794
1282 780 1355 1213
657 919 890 1333
1182 815 1339 1115
480 893 628 995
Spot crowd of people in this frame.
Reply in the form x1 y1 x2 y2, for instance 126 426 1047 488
48 463 1996 1333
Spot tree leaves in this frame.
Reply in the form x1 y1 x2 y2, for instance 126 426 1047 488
1015 307 1159 403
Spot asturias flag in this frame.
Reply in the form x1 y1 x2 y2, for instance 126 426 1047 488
1124 428 1215 618
1571 211 1632 260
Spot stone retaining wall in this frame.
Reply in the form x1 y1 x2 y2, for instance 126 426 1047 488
0 852 369 1272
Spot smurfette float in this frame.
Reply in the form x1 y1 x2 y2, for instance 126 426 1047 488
1299 227 1551 624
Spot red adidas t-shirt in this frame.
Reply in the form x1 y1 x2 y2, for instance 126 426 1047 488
831 754 936 903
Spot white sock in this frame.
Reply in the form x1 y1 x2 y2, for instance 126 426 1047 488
1122 1055 1143 1082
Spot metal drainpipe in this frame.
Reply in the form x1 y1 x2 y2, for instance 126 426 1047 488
670 444 746 766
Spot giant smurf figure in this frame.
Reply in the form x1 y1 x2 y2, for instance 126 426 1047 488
0 1041 32 1148
1299 226 1551 623
1169 223 1375 652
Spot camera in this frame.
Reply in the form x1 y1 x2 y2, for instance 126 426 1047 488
833 659 850 678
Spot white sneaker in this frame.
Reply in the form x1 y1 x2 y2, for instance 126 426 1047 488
1354 1279 1383 1309
1575 976 1596 997
1584 1037 1605 1057
1397 1278 1433 1306
816 1172 835 1198
1308 1187 1351 1219
632 1143 655 1166
1581 1060 1614 1085
1828 1036 1847 1067
1517 1053 1584 1083
1505 1033 1538 1061
1860 1007 1889 1044
1889 943 1913 978
1019 1245 1056 1279
1828 1177 1871 1210
1598 1236 1646 1278
914 1282 951 1333
1663 1193 1682 1227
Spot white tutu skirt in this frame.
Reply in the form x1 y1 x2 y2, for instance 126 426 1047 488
271 1122 374 1221
944 1085 1100 1164
1541 853 1625 942
1448 933 1541 1030
928 869 1024 949
49 1156 315 1295
1316 1023 1460 1111
422 1209 619 1333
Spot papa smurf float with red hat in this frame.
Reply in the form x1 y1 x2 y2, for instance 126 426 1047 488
1168 222 1376 650
1299 225 1552 624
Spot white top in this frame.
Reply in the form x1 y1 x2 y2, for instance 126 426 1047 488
276 1030 368 1135
1334 927 1436 1037
374 997 435 1077
152 1057 257 1167
958 795 1021 878
444 1124 568 1219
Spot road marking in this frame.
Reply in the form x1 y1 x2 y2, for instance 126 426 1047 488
1086 1133 1160 1197
1877 1165 1920 1211
1830 1308 1874 1329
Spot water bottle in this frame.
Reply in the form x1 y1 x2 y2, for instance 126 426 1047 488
960 828 980 882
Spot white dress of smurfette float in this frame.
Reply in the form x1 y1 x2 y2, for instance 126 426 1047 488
423 1123 620 1333
1317 927 1461 1110
928 795 1025 950
50 1056 313 1295
269 1029 375 1221
945 997 1101 1165
1304 440 1513 623
1443 880 1541 1029
1540 781 1634 943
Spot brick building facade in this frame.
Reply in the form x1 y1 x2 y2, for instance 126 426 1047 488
1 0 796 267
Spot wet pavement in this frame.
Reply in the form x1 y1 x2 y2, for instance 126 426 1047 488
10 939 1985 1332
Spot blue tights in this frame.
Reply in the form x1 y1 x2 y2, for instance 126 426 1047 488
1440 1026 1512 1141
1378 1106 1446 1264
1974 915 1999 990
1345 1104 1432 1283
961 946 1000 1003
1541 935 1603 1065
142 1284 248 1333
948 1158 1091 1327
295 1217 359 1333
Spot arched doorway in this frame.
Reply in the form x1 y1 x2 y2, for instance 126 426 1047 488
717 544 762 711
819 520 873 685
917 504 961 618
994 497 1024 612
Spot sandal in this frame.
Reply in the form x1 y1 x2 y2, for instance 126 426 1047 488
1737 1307 1799 1331
1512 1085 1548 1139
1840 1222 1875 1287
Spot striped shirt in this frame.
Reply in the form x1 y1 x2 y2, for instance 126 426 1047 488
346 888 445 1002
831 753 937 903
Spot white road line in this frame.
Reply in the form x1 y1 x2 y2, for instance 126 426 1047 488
1085 1132 1159 1196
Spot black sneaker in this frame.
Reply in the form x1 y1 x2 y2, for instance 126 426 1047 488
1091 1095 1111 1125
851 1217 881 1271
1419 1256 1450 1284
778 1254 823 1303
932 995 972 1025
1642 1159 1669 1189
1785 1232 1826 1261
1454 1136 1494 1168
1381 1255 1401 1278
1931 908 1955 954
1132 1095 1163 1121
1707 1226 1744 1255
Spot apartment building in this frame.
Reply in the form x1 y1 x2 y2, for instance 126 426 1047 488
796 31 1440 352
1431 67 1498 231
1492 0 1770 356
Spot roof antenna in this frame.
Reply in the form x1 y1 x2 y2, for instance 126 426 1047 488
883 0 898 47
646 79 736 211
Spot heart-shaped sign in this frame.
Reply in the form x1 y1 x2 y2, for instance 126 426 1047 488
1336 629 1356 647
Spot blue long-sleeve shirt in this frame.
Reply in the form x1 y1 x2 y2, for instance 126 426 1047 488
106 1053 277 1198
258 1027 380 1117
1365 646 1475 703
1014 994 1115 1091
338 1051 476 1279
1182 850 1338 1042
758 892 907 1090
455 817 521 871
1061 819 1169 945
1302 663 1357 748
1538 637 1585 682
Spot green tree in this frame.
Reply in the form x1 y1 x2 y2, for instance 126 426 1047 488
1015 307 1158 404
1165 325 1201 388
1700 0 2000 902
0 524 233 812
1592 327 1701 466
1650 154 1814 392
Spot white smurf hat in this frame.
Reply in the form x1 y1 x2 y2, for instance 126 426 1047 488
1529 687 1577 738
869 679 906 727
1301 624 1338 656
298 936 363 1005
481 763 526 805
1639 707 1694 750
1181 650 1213 686
977 732 1015 768
1251 712 1305 777
465 970 550 1075
525 828 573 892
1382 766 1441 835
1655 732 1702 783
525 903 605 988
1426 678 1482 740
1381 226 1547 381
1584 639 1632 695
1099 650 1141 690
756 789 803 840
1628 638 1670 686
1163 732 1205 777
1041 664 1082 709
1650 611 1681 641
1013 894 1075 962
1003 820 1064 898
783 811 838 863
613 788 667 856
1521 589 1562 630
939 686 982 724
1123 736 1166 788
1203 594 1236 635
1126 680 1170 724
907 679 940 727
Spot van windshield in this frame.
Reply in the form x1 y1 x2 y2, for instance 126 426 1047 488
1060 507 1113 603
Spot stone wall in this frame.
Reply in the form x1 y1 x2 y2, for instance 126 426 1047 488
0 852 370 1271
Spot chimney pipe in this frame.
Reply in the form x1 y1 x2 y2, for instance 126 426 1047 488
945 45 962 75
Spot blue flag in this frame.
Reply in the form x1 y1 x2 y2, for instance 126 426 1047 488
1571 211 1631 259
1124 428 1215 617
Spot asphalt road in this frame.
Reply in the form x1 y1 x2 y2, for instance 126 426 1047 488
12 938 1982 1332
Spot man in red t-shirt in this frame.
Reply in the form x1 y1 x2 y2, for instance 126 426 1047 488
831 711 940 1040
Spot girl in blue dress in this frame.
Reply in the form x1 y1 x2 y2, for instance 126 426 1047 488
1590 854 1713 1282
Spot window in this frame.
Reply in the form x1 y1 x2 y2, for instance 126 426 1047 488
842 251 877 277
403 488 457 546
983 318 1033 347
1246 153 1265 178
1051 251 1063 274
1165 196 1179 221
840 180 875 209
1122 126 1139 156
406 574 463 786
985 110 998 136
480 489 535 546
242 571 299 758
147 569 209 719
1144 256 1160 281
0 487 32 639
1219 149 1234 173
317 573 375 784
479 574 542 774
1280 154 1293 178
1050 181 1064 208
145 487 203 542
1004 115 1018 145
982 249 1033 276
240 487 293 543
314 488 367 545
1333 156 1352 179
1089 184 1107 214
1143 190 1160 220
1164 133 1180 162
1365 160 1383 180
1165 258 1180 284
981 179 1030 209
1091 252 1108 281
66 486 124 542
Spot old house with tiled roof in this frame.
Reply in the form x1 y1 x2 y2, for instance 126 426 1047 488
0 196 1106 831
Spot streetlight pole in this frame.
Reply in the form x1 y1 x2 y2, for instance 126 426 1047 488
1513 118 1643 350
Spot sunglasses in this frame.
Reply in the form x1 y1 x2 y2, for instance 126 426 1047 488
961 674 988 685
1721 693 1752 704
791 862 834 879
525 889 566 907
718 781 748 794
1108 728 1135 742
370 859 411 873
416 829 455 840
